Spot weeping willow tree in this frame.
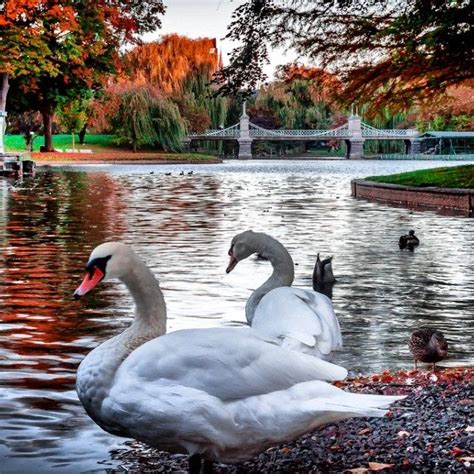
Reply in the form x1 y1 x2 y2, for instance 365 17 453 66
177 66 229 154
254 65 341 130
181 69 228 129
121 35 230 153
125 35 221 93
123 34 229 129
246 64 343 156
151 99 187 151
360 104 409 154
112 86 187 152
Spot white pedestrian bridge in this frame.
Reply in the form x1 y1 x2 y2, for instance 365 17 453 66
187 107 421 159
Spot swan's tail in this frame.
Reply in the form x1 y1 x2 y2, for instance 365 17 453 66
229 380 406 459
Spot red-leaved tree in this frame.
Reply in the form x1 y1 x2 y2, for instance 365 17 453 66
0 0 165 151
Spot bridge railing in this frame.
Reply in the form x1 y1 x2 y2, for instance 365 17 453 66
189 123 240 138
249 122 350 138
361 122 418 138
380 153 474 161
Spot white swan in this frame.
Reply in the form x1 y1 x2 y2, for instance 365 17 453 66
75 242 404 473
226 230 342 359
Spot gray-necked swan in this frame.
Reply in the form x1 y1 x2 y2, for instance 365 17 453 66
227 230 342 360
75 242 403 473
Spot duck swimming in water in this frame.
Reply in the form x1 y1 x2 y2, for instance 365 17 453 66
409 328 448 371
312 253 336 299
399 230 420 251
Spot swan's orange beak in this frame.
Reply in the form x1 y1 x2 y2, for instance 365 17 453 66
74 267 105 298
226 254 238 273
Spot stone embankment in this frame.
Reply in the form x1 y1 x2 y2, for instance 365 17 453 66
352 179 473 217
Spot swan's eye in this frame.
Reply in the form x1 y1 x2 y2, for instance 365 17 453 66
228 244 234 256
86 255 112 276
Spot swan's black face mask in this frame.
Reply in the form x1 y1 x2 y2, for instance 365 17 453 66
74 255 112 298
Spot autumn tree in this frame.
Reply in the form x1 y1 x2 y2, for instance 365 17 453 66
124 35 222 94
0 0 165 151
122 35 228 132
217 0 474 110
412 86 474 131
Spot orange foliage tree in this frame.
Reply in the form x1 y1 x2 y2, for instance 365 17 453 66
1 0 165 151
411 86 474 131
124 34 222 94
90 35 227 137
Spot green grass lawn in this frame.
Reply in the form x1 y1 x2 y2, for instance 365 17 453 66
5 134 117 152
367 165 474 189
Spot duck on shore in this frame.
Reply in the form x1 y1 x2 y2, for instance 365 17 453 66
399 230 420 251
409 328 448 371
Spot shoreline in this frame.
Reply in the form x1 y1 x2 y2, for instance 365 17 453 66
352 179 474 217
34 159 223 166
31 155 346 165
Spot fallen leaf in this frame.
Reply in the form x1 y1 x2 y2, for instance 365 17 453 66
459 457 474 462
368 461 395 471
465 426 474 432
451 447 462 457
397 430 410 438
358 428 371 435
381 374 393 383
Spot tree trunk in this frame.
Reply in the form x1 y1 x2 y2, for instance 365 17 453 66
78 123 87 145
0 73 9 111
0 74 9 153
42 107 54 152
24 132 33 152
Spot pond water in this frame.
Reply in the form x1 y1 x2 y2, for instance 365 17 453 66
0 159 473 473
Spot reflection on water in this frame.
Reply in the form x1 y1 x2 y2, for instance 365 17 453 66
0 161 473 472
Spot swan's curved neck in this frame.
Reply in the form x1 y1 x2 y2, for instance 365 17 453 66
122 259 167 335
76 255 166 425
245 235 294 324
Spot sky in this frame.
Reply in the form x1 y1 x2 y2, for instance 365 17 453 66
143 0 298 79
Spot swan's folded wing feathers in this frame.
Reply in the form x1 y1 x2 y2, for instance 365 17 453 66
116 327 347 402
254 288 323 342
253 287 342 355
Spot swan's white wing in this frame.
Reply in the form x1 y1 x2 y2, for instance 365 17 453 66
252 287 342 358
114 327 347 402
103 363 402 463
